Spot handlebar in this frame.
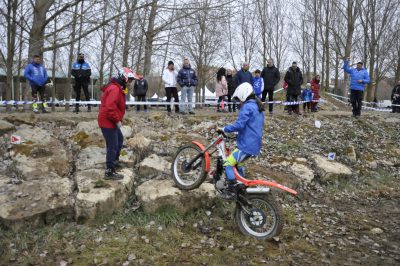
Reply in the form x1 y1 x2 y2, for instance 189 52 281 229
209 128 236 140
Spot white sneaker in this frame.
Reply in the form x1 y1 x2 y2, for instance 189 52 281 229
33 108 39 113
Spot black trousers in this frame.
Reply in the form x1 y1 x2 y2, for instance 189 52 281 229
136 95 147 111
227 95 236 112
165 87 179 112
262 89 274 112
75 81 90 110
392 97 400 113
350 90 363 116
287 94 300 113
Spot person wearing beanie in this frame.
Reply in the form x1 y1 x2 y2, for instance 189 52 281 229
162 60 180 113
71 53 91 113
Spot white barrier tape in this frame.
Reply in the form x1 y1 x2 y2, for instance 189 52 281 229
326 92 400 107
0 99 326 106
328 93 393 112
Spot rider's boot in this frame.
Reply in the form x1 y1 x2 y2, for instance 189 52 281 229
104 168 124 180
237 166 246 177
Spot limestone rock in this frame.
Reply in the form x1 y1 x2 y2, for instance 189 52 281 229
312 155 352 182
74 168 135 220
0 120 16 135
0 174 74 230
72 121 104 148
120 125 133 138
126 134 152 163
135 179 215 213
9 127 71 179
290 163 314 183
76 146 106 171
138 154 171 178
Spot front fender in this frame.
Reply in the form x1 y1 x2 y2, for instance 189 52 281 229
191 141 210 173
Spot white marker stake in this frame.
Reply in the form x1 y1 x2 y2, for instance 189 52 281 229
328 153 336 161
315 120 321 128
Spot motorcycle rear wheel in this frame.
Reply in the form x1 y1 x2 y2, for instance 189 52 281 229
235 194 283 240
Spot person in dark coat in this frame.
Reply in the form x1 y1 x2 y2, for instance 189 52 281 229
235 62 253 86
133 75 148 112
391 80 400 113
261 58 280 114
226 69 237 112
284 62 304 115
71 53 91 113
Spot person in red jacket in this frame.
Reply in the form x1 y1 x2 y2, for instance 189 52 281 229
310 75 321 112
98 67 138 179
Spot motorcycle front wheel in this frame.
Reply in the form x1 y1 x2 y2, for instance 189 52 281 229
171 144 207 190
235 194 283 240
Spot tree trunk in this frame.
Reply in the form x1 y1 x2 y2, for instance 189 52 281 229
51 16 57 111
99 2 109 87
64 3 79 111
28 0 54 57
5 0 18 112
143 0 158 76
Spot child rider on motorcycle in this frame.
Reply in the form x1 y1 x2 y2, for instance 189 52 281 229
219 82 265 196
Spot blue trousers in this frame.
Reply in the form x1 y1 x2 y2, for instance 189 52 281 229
101 127 123 169
223 148 251 180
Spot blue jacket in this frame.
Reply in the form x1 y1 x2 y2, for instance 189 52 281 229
343 61 370 91
224 99 264 155
235 68 254 86
177 65 198 87
301 88 312 102
253 76 264 96
24 62 48 87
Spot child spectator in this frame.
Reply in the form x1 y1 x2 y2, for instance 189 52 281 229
253 69 264 99
311 75 321 112
301 83 312 113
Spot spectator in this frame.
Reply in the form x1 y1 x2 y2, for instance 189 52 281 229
235 62 253 86
133 74 148 112
162 61 179 114
215 67 228 112
71 53 91 113
261 58 280 114
343 58 370 117
24 54 49 113
311 75 321 112
226 69 237 112
177 58 197 115
284 61 304 115
98 67 138 180
301 83 312 113
253 69 264 99
391 80 400 113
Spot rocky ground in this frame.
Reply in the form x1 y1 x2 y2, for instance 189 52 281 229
0 98 399 265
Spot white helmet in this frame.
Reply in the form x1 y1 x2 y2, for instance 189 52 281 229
232 82 254 102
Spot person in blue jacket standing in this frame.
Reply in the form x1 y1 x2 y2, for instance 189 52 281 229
301 83 313 113
24 54 49 113
72 53 92 113
219 82 265 198
343 58 370 117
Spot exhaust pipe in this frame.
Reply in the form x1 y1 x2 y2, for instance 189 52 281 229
246 187 270 194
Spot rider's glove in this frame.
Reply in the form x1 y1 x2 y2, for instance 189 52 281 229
217 127 225 133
